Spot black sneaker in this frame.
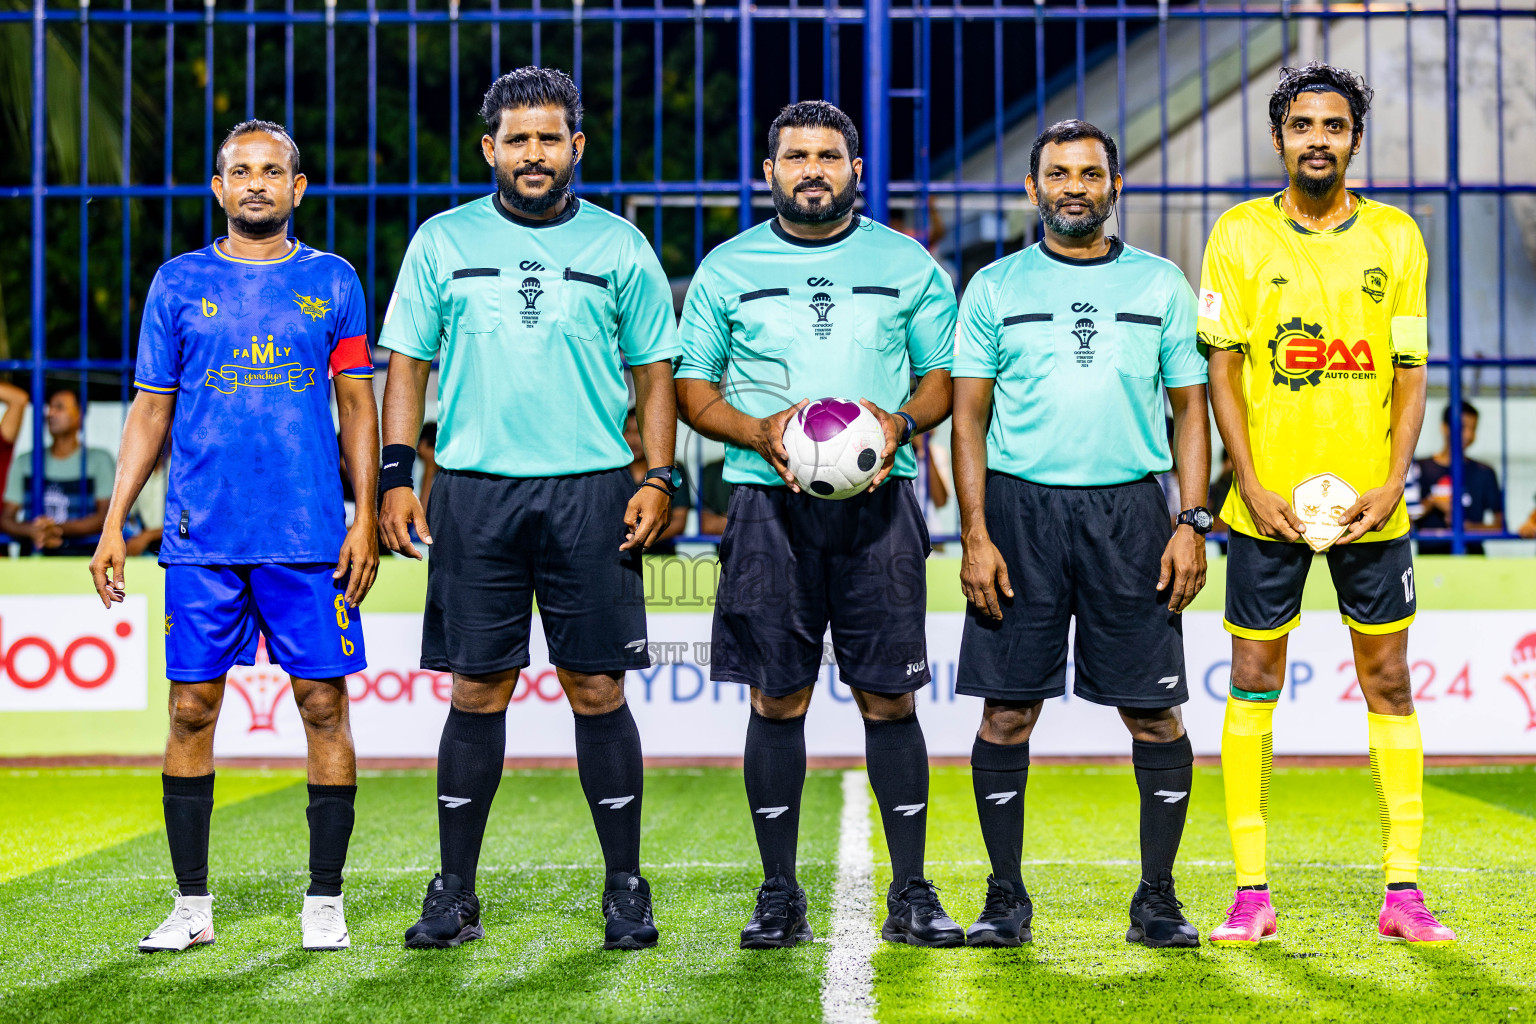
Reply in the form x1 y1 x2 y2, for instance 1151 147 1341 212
881 876 964 947
740 873 813 949
1126 877 1200 948
404 873 483 949
602 872 659 950
965 876 1033 947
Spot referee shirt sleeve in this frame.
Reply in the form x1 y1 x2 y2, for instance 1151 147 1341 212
1159 270 1207 388
615 232 681 366
377 227 443 361
906 256 958 376
950 271 1000 379
133 269 181 394
675 264 730 383
1196 215 1250 356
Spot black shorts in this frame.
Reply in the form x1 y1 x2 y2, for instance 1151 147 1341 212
711 480 931 698
1224 531 1416 640
955 473 1188 709
422 468 649 676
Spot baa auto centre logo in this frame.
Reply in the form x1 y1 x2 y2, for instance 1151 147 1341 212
0 594 148 711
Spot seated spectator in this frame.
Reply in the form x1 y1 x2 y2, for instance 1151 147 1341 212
125 446 169 557
0 380 29 498
1415 400 1503 555
1 386 114 555
1518 494 1536 540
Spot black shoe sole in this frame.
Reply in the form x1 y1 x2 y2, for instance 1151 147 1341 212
604 934 659 951
740 923 814 949
405 922 484 949
965 925 1033 947
881 920 966 948
1126 925 1200 948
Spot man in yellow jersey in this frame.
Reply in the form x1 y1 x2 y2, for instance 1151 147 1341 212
1199 62 1453 946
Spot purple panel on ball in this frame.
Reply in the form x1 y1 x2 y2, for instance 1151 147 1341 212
800 398 861 442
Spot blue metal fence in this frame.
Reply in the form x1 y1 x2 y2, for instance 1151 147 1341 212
4 0 1534 553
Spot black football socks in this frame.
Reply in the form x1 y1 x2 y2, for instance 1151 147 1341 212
436 706 507 891
1132 734 1195 885
574 703 646 876
971 736 1030 886
743 710 807 885
163 773 215 897
864 713 930 885
305 783 357 897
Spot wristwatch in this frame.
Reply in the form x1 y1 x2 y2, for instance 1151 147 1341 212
1176 506 1215 535
895 411 917 447
643 466 682 495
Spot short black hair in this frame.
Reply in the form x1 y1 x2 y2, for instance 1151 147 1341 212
1028 119 1120 184
480 66 582 135
1269 61 1374 142
767 100 860 161
216 119 300 175
1444 400 1480 426
44 384 80 406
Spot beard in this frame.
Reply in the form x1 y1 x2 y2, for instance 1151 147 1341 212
1039 192 1115 238
1292 151 1342 199
227 198 290 239
771 175 860 224
496 158 576 214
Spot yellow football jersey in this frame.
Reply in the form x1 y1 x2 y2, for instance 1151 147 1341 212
1198 192 1428 543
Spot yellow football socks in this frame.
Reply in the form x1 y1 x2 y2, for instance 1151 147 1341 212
1221 690 1277 886
1368 711 1424 885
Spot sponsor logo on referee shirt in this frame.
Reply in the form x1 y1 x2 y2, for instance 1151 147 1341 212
809 290 836 340
518 276 544 326
1072 317 1098 367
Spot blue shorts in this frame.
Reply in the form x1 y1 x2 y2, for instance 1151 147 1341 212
163 563 367 683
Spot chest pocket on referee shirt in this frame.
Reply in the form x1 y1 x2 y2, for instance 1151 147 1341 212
1112 312 1162 379
853 285 905 352
731 288 796 358
560 268 614 343
999 313 1055 378
449 267 502 335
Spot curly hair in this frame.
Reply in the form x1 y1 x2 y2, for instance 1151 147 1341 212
1269 61 1374 142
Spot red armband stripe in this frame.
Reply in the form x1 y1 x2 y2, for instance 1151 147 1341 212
329 334 372 378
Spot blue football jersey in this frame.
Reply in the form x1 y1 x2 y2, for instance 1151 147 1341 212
134 238 374 565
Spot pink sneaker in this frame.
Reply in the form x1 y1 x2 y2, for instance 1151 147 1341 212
1209 889 1279 947
1378 888 1456 944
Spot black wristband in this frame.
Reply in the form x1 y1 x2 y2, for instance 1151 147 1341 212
380 444 417 494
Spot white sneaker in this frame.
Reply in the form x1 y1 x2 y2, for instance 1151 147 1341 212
138 891 215 952
301 893 351 950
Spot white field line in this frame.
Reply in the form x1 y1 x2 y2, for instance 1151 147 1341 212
821 769 877 1024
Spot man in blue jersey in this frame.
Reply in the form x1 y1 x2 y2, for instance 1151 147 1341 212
951 121 1210 948
377 68 679 952
676 101 963 949
89 121 379 954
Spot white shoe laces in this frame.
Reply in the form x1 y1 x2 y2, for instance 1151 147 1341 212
303 901 347 934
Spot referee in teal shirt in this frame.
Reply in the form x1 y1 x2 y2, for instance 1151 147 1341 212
950 121 1211 950
377 68 678 954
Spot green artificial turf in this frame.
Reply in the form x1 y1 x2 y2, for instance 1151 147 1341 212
872 765 1536 1024
2 764 1534 1024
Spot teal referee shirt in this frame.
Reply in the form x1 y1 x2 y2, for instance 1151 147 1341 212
952 237 1205 487
676 214 956 486
379 195 680 478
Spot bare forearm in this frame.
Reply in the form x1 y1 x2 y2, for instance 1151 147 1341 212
631 359 679 470
61 505 109 538
1208 350 1259 490
1 507 29 540
381 352 431 448
103 393 176 533
951 379 993 542
899 369 953 434
1169 384 1211 512
337 379 380 525
1387 366 1427 487
676 378 762 449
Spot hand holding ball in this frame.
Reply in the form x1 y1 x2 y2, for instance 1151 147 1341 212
781 398 884 499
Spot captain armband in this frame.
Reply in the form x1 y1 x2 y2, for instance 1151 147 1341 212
1389 316 1428 367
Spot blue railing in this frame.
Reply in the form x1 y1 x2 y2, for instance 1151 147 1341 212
5 1 1534 553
